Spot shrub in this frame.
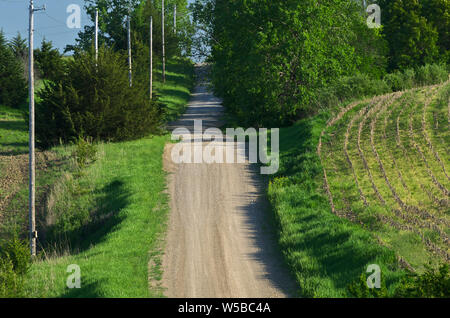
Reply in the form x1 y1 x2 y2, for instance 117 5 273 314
73 136 97 171
394 264 450 298
347 272 389 298
348 263 450 298
0 236 30 297
332 74 390 101
415 64 449 86
401 68 416 89
0 31 27 108
36 47 163 149
384 72 405 92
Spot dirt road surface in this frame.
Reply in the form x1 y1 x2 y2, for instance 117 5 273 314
161 68 296 298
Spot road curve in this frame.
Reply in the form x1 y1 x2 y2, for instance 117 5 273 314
161 67 296 298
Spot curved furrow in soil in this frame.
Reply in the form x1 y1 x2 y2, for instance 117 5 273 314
371 93 449 234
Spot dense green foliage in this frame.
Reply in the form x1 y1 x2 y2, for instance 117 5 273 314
394 264 450 297
193 0 449 126
9 32 27 60
348 264 450 297
316 63 448 110
0 237 31 297
0 31 27 108
35 40 66 82
35 47 163 149
193 0 388 126
378 0 449 70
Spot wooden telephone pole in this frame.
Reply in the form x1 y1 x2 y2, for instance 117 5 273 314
162 0 166 83
28 0 45 257
150 16 153 100
174 4 176 34
127 2 132 87
95 9 99 61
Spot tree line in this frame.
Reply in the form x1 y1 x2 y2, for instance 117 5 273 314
0 0 193 148
191 0 449 127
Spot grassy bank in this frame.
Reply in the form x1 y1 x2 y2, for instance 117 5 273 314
267 113 405 297
0 57 194 297
0 105 28 155
267 81 450 297
154 58 195 122
25 136 170 297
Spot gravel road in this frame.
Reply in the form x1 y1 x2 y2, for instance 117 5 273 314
161 67 296 298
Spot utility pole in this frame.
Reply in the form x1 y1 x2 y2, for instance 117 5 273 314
162 0 166 83
127 2 132 87
150 15 153 100
28 0 45 257
174 4 176 35
95 8 99 61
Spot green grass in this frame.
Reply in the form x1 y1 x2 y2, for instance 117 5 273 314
25 136 170 297
0 104 28 155
270 83 449 297
154 57 195 122
0 57 194 297
267 112 406 297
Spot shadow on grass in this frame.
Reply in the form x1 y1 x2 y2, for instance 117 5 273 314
42 179 130 255
160 88 191 105
0 142 28 155
62 280 104 298
0 120 27 132
263 113 399 297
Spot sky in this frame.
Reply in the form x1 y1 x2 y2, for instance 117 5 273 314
0 0 89 52
0 0 195 53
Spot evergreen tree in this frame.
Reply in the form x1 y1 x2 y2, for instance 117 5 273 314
9 32 27 60
0 31 27 108
36 47 163 148
35 39 66 82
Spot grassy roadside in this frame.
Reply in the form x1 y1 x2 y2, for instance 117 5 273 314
267 112 407 297
0 105 28 155
25 136 170 297
155 58 195 122
0 57 194 297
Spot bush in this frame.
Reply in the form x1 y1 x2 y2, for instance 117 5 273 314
73 136 97 171
0 236 30 297
0 31 27 108
319 63 449 112
348 263 450 298
394 264 450 298
415 64 449 86
332 74 390 101
347 272 389 298
384 72 405 92
36 47 163 149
